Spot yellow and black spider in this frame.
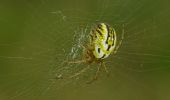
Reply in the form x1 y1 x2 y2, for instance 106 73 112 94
68 23 124 83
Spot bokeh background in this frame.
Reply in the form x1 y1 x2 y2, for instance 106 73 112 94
0 0 170 100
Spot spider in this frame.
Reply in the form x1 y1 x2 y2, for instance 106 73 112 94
67 23 124 83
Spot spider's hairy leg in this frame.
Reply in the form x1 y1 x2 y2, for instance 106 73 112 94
67 60 86 64
69 65 91 79
113 24 125 54
102 62 109 77
55 60 88 80
87 62 102 84
80 44 86 50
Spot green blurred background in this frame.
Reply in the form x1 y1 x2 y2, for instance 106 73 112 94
0 0 170 100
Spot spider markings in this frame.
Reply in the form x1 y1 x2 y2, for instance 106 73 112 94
91 23 117 59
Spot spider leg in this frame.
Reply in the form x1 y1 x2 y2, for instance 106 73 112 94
80 44 86 50
102 62 110 77
68 60 86 64
69 65 90 79
86 63 102 84
56 60 88 80
113 24 125 54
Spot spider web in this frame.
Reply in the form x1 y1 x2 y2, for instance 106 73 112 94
0 0 170 100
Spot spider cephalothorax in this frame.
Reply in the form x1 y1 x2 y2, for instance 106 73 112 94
82 44 101 64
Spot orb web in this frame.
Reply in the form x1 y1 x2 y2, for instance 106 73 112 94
0 0 170 100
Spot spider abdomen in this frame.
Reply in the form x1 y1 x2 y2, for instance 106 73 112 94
90 23 117 59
